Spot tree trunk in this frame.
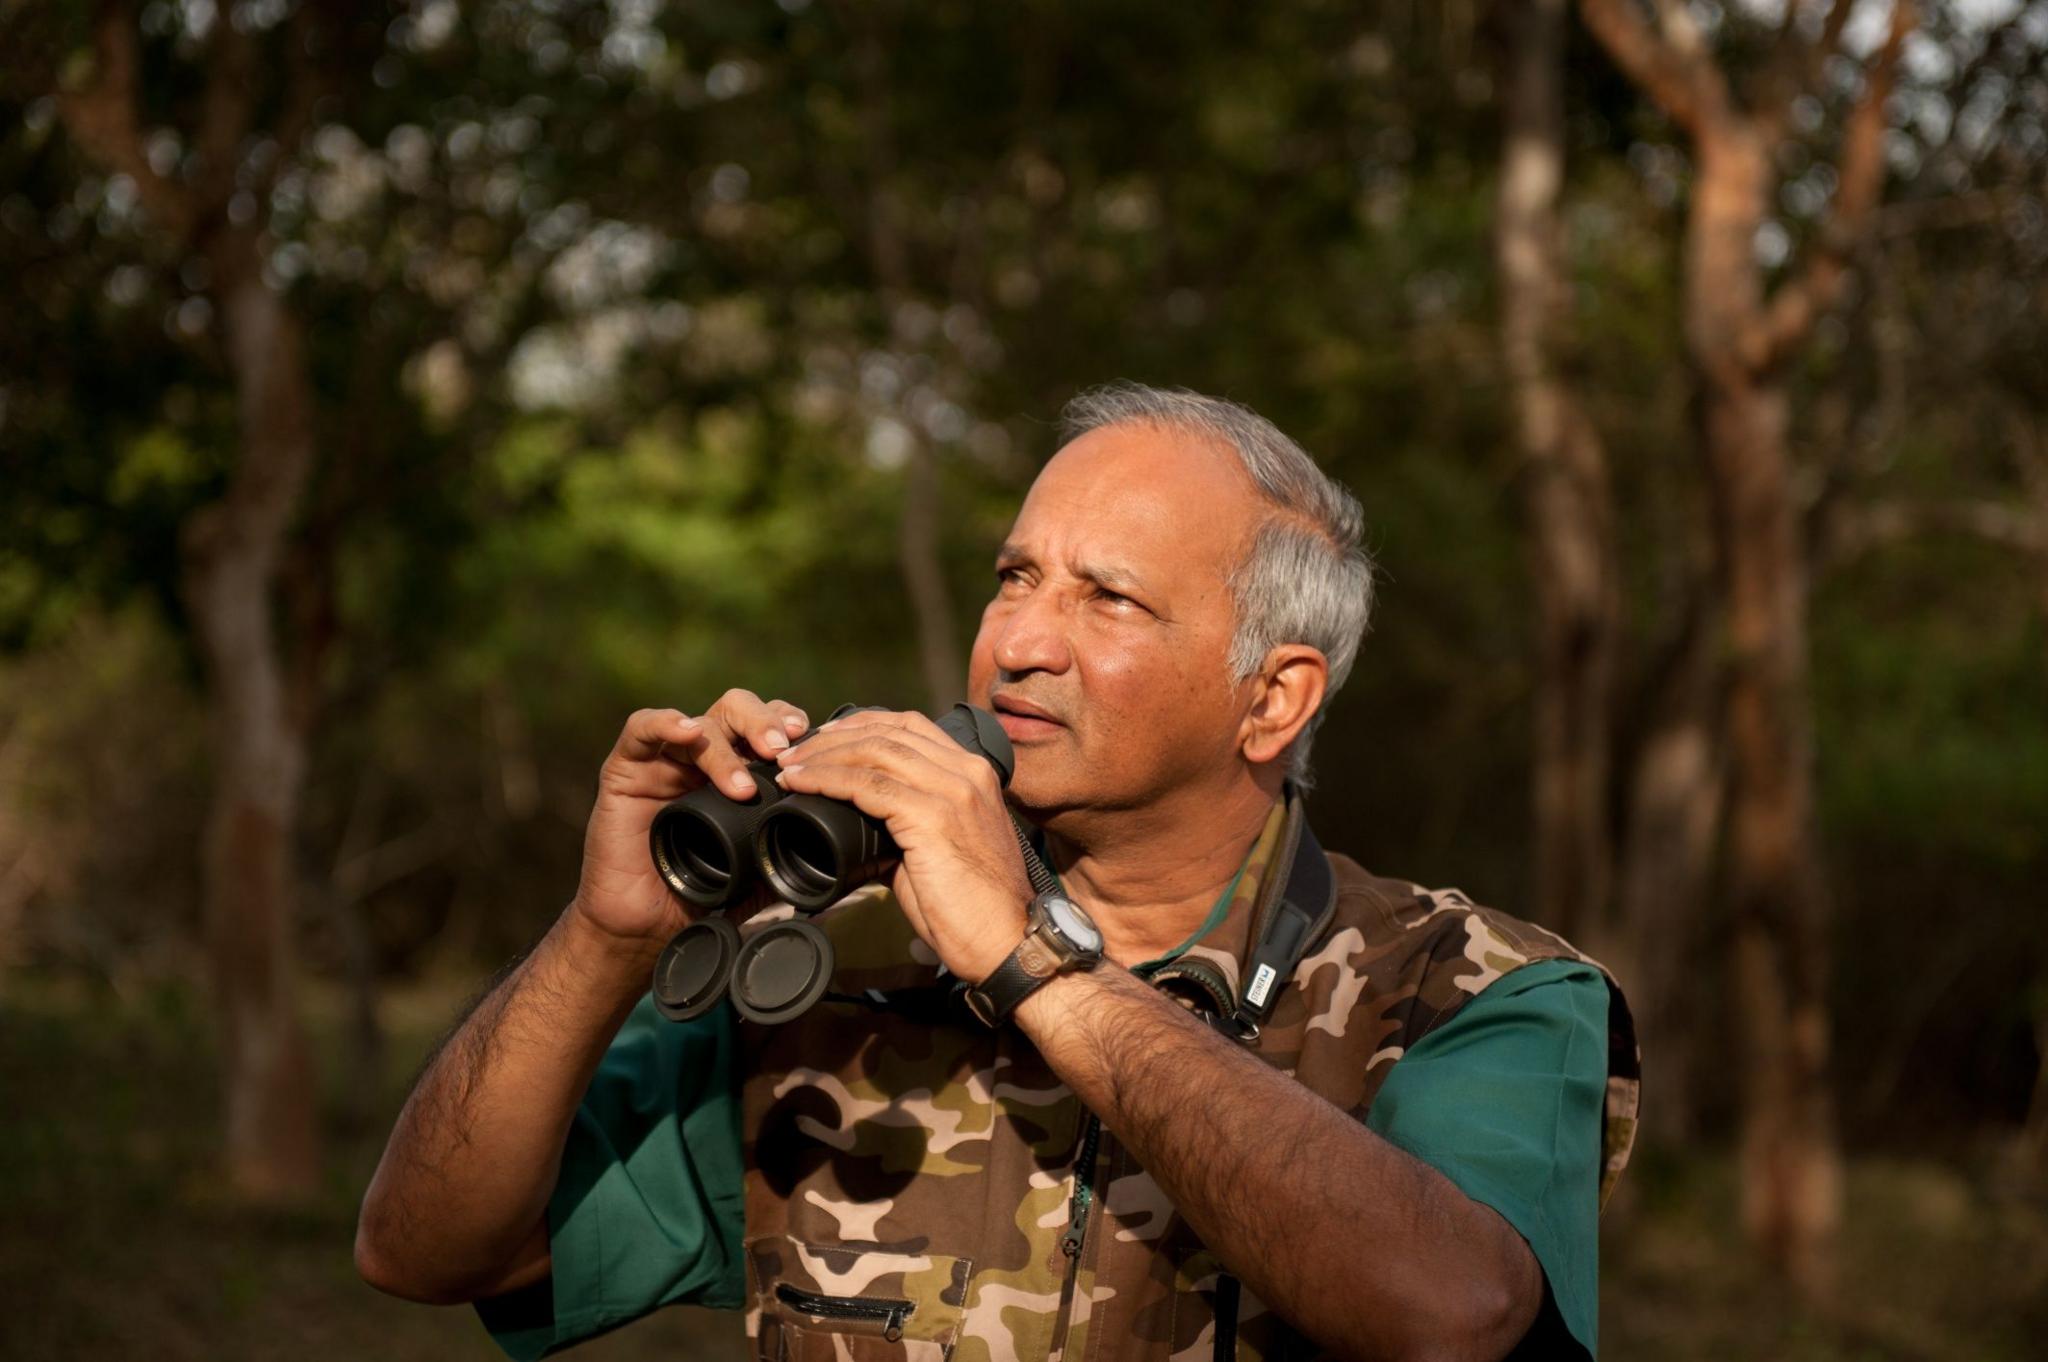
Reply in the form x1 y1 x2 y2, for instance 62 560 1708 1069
1496 0 1620 942
1689 134 1839 1298
2025 991 2048 1182
847 4 962 711
899 435 963 710
181 224 322 1201
1615 592 1723 1145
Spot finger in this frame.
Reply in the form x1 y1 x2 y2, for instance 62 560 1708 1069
681 729 764 799
814 707 922 736
773 758 938 830
616 708 704 763
814 710 978 769
709 688 807 758
783 720 990 795
600 753 705 801
776 725 971 784
777 735 983 822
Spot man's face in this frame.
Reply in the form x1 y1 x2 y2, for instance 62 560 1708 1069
966 422 1263 816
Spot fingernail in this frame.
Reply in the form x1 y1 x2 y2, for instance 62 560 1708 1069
775 764 802 786
784 714 807 732
730 771 757 795
761 730 789 752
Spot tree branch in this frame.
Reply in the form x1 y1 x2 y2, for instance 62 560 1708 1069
1821 497 2048 567
1753 0 1916 367
261 4 326 197
53 2 195 240
1762 0 1861 129
1578 0 1728 134
193 6 259 214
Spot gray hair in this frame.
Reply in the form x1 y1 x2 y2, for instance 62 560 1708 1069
1059 383 1375 789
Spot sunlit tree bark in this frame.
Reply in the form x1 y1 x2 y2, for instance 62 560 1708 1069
1577 0 1916 1296
57 3 331 1199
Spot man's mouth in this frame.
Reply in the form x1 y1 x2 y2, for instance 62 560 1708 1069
990 692 1066 741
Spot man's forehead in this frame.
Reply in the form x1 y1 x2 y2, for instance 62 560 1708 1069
1009 423 1258 551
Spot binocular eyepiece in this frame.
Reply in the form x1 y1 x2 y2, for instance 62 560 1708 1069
647 703 1015 1025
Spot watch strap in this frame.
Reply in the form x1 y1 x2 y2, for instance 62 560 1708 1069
964 946 1050 1027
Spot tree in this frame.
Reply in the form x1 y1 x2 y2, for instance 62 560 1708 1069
1495 0 1622 948
42 1 384 1199
1576 0 1917 1294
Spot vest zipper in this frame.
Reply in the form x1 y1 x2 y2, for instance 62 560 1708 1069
1059 1113 1104 1259
1051 1110 1105 1347
773 1282 914 1342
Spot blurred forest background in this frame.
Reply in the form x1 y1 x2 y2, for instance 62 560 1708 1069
2 0 2045 1358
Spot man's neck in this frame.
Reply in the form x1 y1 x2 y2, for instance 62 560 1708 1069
1042 773 1282 968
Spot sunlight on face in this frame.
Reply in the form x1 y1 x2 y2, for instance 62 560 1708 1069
966 423 1264 816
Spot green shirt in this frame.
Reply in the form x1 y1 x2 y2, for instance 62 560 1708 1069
478 957 1609 1359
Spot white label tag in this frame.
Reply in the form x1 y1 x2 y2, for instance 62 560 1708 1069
1245 962 1279 1009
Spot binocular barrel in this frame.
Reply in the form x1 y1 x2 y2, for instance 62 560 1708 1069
647 703 1013 914
755 795 898 911
648 760 789 910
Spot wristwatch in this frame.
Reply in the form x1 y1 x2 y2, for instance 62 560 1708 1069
964 888 1105 1027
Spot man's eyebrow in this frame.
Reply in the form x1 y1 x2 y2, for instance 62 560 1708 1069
995 543 1153 596
1076 560 1150 595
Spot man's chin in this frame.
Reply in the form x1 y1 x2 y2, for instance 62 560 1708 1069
1001 762 1076 823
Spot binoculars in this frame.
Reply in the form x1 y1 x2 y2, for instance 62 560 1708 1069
647 703 1014 1024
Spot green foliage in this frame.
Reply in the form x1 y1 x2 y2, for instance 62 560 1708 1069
0 0 2042 1132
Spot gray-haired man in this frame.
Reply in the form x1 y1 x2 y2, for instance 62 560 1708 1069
358 385 1637 1361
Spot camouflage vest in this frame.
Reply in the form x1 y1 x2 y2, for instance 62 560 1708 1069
736 797 1640 1362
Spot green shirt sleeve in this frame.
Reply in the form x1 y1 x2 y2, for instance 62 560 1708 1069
475 995 748 1360
1362 958 1610 1360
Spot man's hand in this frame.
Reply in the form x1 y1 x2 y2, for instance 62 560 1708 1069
573 689 811 945
771 709 1032 982
358 689 809 1305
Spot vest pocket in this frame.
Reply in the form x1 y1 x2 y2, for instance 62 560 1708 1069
749 1235 972 1362
776 1283 914 1341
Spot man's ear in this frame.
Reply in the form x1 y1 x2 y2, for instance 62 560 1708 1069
1238 645 1330 769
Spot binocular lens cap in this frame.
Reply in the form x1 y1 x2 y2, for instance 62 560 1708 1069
730 919 835 1025
650 917 740 1021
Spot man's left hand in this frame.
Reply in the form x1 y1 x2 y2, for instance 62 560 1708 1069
772 709 1031 983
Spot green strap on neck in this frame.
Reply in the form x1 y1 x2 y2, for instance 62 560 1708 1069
1046 849 1254 977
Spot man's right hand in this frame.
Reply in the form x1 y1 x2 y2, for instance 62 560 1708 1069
357 688 813 1306
571 690 812 945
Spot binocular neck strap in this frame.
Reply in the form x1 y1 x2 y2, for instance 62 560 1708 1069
1235 797 1337 1026
1010 814 1060 897
1009 795 1334 1028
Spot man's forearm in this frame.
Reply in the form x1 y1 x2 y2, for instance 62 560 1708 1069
356 905 664 1303
1014 965 1541 1362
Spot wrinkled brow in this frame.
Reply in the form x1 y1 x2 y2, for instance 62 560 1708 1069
997 542 1152 596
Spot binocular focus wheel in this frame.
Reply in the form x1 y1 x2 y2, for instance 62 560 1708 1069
729 919 835 1025
650 917 741 1021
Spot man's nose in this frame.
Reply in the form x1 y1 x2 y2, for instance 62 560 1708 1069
991 591 1072 677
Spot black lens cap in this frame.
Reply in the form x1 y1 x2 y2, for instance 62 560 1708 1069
650 917 740 1021
729 919 835 1025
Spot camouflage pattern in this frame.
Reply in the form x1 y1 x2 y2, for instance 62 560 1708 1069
737 797 1640 1361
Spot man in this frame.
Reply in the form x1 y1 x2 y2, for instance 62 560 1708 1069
357 385 1637 1361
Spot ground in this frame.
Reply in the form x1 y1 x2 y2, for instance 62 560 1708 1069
1 975 2041 1360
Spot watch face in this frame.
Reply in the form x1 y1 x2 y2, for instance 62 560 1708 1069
1044 895 1103 955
